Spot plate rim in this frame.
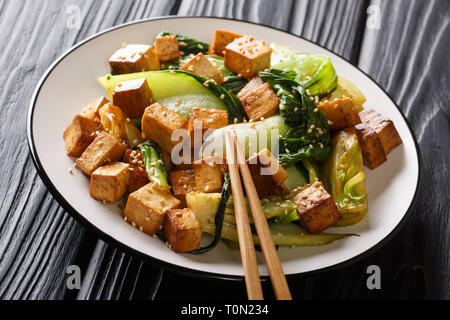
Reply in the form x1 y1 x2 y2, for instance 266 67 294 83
26 15 422 282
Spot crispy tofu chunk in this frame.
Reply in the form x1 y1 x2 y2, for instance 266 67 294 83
141 103 189 153
193 156 227 193
179 53 224 84
208 30 243 57
246 149 287 198
188 107 228 144
63 114 102 157
317 97 361 131
169 169 197 207
237 79 279 121
89 162 130 202
224 36 272 79
109 44 160 74
155 35 180 62
76 132 125 175
164 208 201 253
123 182 180 235
355 122 387 169
112 78 153 118
359 108 402 155
80 96 109 121
123 149 149 193
293 181 342 234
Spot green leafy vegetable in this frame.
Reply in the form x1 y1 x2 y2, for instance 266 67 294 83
174 70 247 123
156 31 209 57
322 129 368 226
259 69 331 165
139 141 169 187
98 71 228 118
189 173 231 254
271 43 337 97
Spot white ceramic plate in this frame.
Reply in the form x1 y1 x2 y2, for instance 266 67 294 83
27 17 421 280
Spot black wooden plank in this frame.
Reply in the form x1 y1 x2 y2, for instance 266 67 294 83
0 0 178 300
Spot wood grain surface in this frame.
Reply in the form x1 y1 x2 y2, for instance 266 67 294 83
0 0 448 300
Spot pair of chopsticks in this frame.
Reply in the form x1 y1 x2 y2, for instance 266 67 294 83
224 130 292 300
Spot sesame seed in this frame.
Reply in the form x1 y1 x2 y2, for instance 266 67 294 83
314 108 319 113
68 168 73 174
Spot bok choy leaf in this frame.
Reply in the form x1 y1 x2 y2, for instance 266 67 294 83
139 141 169 188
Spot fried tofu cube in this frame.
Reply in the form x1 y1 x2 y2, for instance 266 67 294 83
193 156 227 193
237 78 279 121
164 208 201 253
89 162 130 202
112 78 153 118
123 149 149 193
109 44 160 74
155 35 180 62
169 169 197 207
317 97 361 131
123 182 180 235
224 36 272 79
208 30 243 57
179 53 224 84
293 181 342 234
63 114 102 157
141 103 188 153
236 77 264 100
246 149 287 198
355 123 387 169
80 96 109 121
359 108 402 155
76 132 125 175
188 107 229 144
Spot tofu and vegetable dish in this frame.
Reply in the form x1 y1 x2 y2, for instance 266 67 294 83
63 30 402 254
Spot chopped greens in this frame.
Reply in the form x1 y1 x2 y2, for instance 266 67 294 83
189 173 231 254
271 43 337 97
174 70 248 123
259 69 332 165
156 31 209 56
139 141 169 187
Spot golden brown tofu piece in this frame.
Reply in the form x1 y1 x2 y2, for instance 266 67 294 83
246 149 287 198
109 44 160 74
236 77 264 100
89 162 130 202
173 148 195 170
193 156 227 193
208 30 243 57
164 208 201 253
169 169 196 207
123 149 149 193
80 96 109 121
141 103 188 153
355 123 387 170
179 53 224 84
155 35 180 62
238 81 279 121
112 78 153 118
76 132 125 176
359 108 402 155
63 114 102 157
224 36 272 79
188 107 228 145
123 182 180 236
293 181 342 234
317 97 361 131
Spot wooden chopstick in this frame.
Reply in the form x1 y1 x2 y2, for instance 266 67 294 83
224 130 264 300
230 130 293 300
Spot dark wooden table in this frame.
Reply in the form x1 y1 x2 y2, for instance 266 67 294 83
1 0 449 300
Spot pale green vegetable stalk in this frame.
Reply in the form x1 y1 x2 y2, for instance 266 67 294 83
322 129 368 226
186 193 353 247
139 141 169 188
